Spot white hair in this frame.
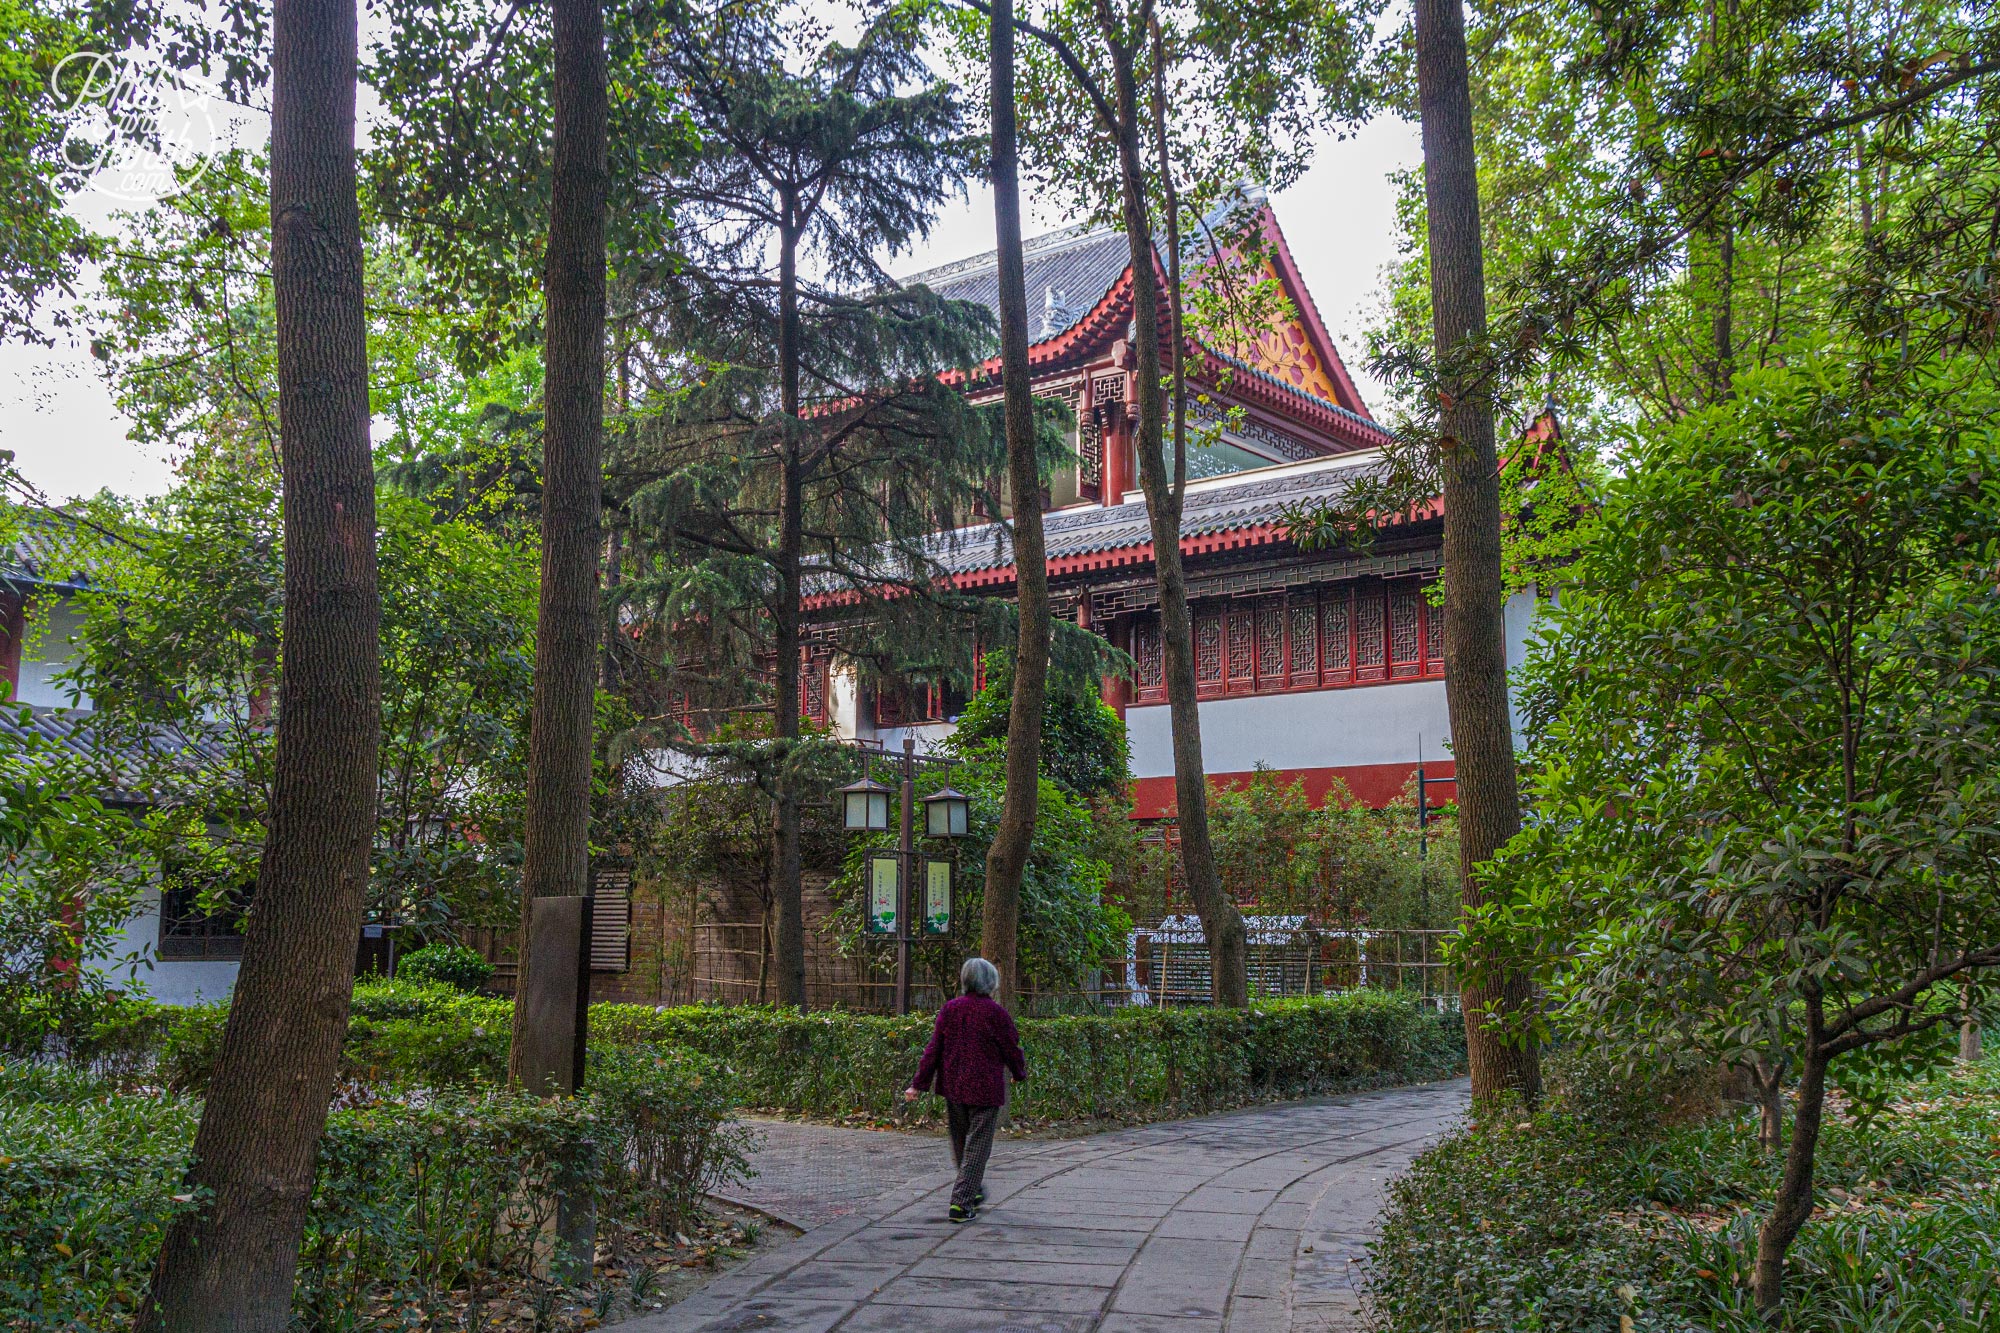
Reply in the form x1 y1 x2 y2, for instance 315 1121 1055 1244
960 956 1000 997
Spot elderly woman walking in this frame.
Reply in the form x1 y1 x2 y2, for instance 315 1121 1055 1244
904 957 1028 1223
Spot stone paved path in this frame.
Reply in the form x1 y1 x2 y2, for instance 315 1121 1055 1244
638 1079 1467 1333
717 1120 954 1229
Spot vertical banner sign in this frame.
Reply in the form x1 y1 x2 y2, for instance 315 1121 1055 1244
865 850 901 936
922 859 953 936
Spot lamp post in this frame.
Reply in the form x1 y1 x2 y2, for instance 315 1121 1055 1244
838 736 968 1014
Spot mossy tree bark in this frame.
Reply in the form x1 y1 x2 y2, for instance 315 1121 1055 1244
1412 0 1541 1101
978 0 1046 1011
510 0 609 1083
139 0 381 1319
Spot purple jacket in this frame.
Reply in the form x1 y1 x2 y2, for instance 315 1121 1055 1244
910 994 1028 1107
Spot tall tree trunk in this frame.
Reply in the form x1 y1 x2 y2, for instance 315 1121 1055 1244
1095 5 1248 1007
1755 998 1828 1313
1413 0 1541 1100
139 0 381 1318
770 212 807 1010
1709 211 1735 402
1962 980 1984 1062
1752 1054 1786 1154
509 0 608 1085
979 0 1045 1011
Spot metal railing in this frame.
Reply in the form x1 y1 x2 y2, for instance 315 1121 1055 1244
1124 925 1456 1008
682 920 1456 1013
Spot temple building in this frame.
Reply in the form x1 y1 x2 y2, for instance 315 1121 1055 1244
798 202 1545 814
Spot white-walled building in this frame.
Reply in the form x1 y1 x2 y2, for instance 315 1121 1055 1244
2 530 241 1005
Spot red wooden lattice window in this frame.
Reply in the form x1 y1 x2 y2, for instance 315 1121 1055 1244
1195 611 1223 688
1389 582 1423 678
1322 591 1351 683
801 650 829 726
1354 585 1387 681
1226 603 1255 685
1135 620 1163 691
1256 598 1286 683
1288 600 1318 684
1126 580 1442 705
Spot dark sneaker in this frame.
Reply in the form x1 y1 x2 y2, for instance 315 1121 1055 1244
949 1203 977 1224
973 1190 986 1206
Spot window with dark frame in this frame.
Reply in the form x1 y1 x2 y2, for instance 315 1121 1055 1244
158 866 248 961
1130 578 1444 705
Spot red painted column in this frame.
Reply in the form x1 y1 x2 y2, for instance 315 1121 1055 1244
0 592 24 702
1100 366 1131 505
1101 614 1131 719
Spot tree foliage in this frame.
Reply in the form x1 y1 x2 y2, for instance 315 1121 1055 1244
1476 354 2000 1305
49 469 537 933
948 651 1128 800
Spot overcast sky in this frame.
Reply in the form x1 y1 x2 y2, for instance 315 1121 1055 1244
0 66 1422 505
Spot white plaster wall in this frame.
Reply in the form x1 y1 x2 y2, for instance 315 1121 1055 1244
1126 679 1452 779
1503 585 1536 736
93 884 240 1006
829 662 863 738
868 722 955 757
831 662 956 756
17 598 89 708
1125 587 1543 779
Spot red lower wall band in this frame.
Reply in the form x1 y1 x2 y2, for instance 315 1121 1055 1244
1127 760 1456 819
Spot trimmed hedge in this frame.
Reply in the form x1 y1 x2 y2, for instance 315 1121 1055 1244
155 980 514 1094
593 989 1465 1121
124 982 1463 1120
1 1046 748 1332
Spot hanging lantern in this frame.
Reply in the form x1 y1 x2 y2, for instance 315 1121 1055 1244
923 787 970 839
839 777 892 832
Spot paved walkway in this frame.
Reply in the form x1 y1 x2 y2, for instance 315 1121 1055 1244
717 1119 952 1229
640 1079 1467 1333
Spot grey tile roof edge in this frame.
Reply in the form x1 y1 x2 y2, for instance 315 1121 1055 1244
0 703 235 806
906 449 1393 577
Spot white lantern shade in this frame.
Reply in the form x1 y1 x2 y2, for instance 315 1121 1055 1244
924 787 970 839
840 778 892 832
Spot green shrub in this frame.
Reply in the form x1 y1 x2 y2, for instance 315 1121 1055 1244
347 976 479 1021
1 1045 748 1332
593 989 1464 1122
344 983 512 1088
0 1065 202 1329
392 941 495 992
588 1044 753 1231
97 983 1462 1121
1366 1052 2000 1333
154 1001 227 1094
154 982 513 1095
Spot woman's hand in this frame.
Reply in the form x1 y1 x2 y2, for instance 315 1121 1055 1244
902 1088 919 1103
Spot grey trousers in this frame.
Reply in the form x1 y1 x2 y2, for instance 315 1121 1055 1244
946 1099 1000 1210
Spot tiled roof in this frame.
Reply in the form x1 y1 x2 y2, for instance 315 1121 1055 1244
919 448 1394 578
901 224 1136 343
0 704 223 806
1 510 96 592
1203 350 1389 441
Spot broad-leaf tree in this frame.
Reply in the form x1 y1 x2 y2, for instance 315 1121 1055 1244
1410 0 1540 1104
937 0 1379 1005
1480 355 2000 1313
509 0 610 1091
977 0 1046 1010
